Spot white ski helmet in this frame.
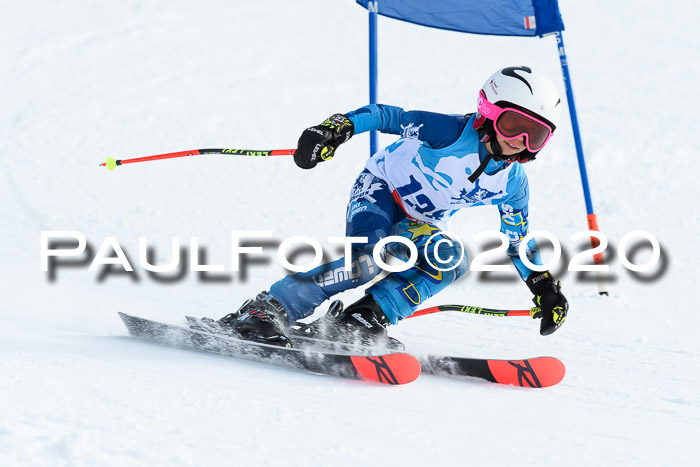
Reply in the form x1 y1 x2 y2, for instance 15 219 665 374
474 66 562 161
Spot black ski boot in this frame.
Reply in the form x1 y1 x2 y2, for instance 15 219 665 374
291 299 345 340
307 294 404 351
219 292 293 348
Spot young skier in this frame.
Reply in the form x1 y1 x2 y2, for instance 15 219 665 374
220 66 569 347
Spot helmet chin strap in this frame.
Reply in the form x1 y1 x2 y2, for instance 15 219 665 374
468 153 492 183
469 129 504 183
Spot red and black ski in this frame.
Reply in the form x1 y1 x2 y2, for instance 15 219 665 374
118 313 420 385
419 355 565 388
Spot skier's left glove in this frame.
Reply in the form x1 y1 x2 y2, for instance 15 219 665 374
526 271 568 336
294 114 354 169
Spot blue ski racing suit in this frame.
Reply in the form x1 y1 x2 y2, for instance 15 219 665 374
269 104 543 324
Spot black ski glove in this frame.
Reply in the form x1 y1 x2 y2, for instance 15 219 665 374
526 271 569 336
294 113 354 169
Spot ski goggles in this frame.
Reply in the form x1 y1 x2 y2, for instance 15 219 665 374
477 91 554 152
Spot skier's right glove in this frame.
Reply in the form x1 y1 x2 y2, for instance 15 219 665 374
526 271 569 336
294 114 354 169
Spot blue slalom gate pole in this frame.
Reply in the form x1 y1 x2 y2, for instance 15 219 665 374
368 2 378 155
556 31 593 214
555 30 608 295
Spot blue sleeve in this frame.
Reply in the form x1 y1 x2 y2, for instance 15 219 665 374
346 104 468 149
497 170 543 281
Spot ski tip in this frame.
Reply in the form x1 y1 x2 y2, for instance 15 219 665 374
117 312 135 325
487 357 565 388
350 353 421 385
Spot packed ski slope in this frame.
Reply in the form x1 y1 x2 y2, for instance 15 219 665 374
1 0 698 465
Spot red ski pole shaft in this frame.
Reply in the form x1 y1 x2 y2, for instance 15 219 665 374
99 148 295 171
407 304 534 319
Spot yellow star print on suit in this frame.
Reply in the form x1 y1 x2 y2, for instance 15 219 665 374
405 222 441 241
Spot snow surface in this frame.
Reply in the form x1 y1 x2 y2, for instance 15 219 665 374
1 0 699 465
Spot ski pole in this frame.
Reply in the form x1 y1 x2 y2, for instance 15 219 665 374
99 148 296 171
407 304 536 319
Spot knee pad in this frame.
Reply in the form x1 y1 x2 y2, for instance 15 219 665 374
430 235 469 278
